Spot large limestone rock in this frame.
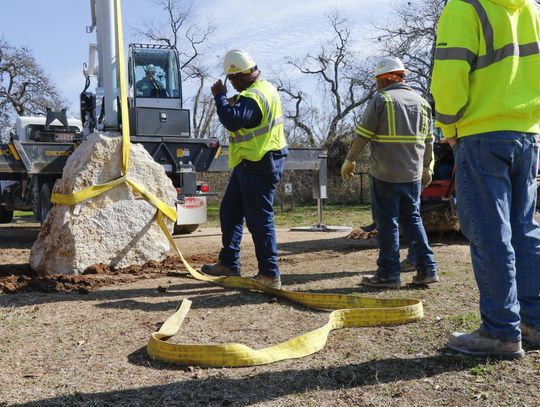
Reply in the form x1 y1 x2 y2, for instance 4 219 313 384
30 132 176 275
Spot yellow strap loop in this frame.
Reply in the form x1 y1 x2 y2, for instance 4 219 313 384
151 212 424 367
52 175 127 206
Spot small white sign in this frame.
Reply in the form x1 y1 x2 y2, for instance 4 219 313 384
284 183 293 195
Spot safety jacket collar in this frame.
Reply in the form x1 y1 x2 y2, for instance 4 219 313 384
487 0 526 10
379 82 413 92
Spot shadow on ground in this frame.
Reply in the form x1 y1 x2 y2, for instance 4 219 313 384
0 226 40 249
12 353 475 407
278 236 377 255
277 232 468 257
0 270 362 311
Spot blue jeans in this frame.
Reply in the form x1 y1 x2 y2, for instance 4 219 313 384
455 132 540 341
371 177 437 281
218 155 285 278
406 248 417 265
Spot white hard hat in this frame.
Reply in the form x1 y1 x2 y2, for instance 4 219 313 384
373 56 410 77
146 64 156 73
223 49 257 75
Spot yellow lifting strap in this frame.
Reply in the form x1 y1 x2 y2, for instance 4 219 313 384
149 213 424 367
48 0 423 368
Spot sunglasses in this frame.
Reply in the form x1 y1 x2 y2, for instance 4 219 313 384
226 68 254 80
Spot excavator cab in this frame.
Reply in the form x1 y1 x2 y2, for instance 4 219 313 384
129 44 181 101
127 44 190 139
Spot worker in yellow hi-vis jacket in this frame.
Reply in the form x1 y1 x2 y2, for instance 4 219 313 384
431 0 540 359
202 50 288 290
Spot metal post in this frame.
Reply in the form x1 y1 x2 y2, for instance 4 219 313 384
316 197 323 227
94 0 119 130
290 152 351 233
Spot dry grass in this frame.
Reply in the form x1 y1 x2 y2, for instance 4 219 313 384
1 214 540 406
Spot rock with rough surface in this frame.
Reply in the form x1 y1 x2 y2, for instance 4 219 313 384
30 132 176 275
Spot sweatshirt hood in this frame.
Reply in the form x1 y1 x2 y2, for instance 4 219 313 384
488 0 527 10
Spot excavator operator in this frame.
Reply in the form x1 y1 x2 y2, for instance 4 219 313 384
136 64 165 97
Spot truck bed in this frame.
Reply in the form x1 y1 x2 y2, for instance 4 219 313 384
0 140 75 177
0 137 219 178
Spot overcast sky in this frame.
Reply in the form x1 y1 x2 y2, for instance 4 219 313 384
1 0 397 116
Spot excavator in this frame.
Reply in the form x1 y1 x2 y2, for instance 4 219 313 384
80 0 219 234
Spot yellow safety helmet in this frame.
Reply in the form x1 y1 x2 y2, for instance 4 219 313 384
223 49 257 75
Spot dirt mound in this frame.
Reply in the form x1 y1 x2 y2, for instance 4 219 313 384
422 204 460 233
347 229 377 240
0 255 213 295
0 263 116 294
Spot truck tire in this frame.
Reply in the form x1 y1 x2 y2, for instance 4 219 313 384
32 178 41 222
173 224 199 235
38 183 53 224
0 206 14 224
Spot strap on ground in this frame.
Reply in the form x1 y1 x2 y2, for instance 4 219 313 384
148 213 423 367
48 0 424 368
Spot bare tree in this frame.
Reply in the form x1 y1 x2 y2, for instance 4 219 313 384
136 0 218 138
136 0 215 70
277 11 375 149
0 38 66 142
187 65 220 139
374 0 448 100
273 77 318 147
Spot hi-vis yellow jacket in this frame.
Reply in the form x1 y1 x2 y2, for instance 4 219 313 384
431 0 540 139
228 80 287 168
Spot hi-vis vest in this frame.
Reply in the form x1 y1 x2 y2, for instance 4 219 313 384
355 82 433 183
228 80 286 168
431 0 540 139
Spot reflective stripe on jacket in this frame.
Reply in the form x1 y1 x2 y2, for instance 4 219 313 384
431 0 540 139
355 82 434 183
228 80 287 168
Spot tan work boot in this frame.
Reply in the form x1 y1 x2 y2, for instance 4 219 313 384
521 324 540 346
446 331 524 359
411 270 439 285
251 273 282 290
201 262 240 277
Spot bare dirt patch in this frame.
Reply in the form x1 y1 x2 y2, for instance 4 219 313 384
347 228 377 240
1 216 540 406
0 244 217 298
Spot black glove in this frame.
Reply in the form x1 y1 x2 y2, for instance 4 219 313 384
211 79 227 97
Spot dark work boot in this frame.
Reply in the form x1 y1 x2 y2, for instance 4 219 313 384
360 273 401 289
201 262 240 277
521 324 540 347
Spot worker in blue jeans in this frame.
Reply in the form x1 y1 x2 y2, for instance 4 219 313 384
341 56 438 289
202 49 288 290
431 0 540 358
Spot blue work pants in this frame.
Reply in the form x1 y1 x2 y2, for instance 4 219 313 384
218 155 285 278
455 132 540 341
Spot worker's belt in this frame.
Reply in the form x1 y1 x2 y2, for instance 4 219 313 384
51 0 424 368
